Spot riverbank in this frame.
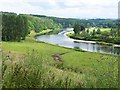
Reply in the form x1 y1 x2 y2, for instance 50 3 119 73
65 31 120 47
28 29 61 38
2 30 119 88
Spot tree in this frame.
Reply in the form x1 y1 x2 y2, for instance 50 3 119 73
86 29 89 34
117 21 120 37
16 15 23 41
21 15 29 40
73 23 80 35
80 26 85 31
2 13 29 41
96 28 101 34
92 29 96 37
100 31 110 42
16 15 29 40
2 14 17 41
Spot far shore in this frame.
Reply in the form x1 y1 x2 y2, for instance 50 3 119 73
64 31 120 47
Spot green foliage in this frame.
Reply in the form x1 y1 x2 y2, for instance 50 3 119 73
2 14 17 41
2 31 119 88
2 42 118 88
16 14 29 40
27 15 60 33
1 12 119 88
73 23 80 35
96 28 101 34
117 21 120 36
2 14 29 41
32 14 117 28
86 29 89 34
92 29 96 37
2 13 60 41
68 28 120 44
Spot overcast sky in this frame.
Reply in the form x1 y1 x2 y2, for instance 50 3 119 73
0 0 119 19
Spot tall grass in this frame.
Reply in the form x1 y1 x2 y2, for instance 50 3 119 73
2 50 85 88
2 50 45 88
2 49 118 88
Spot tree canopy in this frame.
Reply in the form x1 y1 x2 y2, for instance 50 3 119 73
73 23 80 35
2 12 61 41
73 23 85 35
2 13 29 41
31 14 117 28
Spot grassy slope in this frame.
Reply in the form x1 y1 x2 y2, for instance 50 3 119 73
2 30 119 88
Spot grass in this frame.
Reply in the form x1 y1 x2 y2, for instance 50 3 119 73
28 29 52 38
67 28 116 45
88 28 111 32
96 41 113 46
2 30 119 88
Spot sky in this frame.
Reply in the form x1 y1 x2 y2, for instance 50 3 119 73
0 0 119 19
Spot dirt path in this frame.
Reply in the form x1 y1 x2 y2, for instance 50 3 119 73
52 52 67 62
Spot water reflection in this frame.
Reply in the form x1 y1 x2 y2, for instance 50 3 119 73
36 30 120 56
73 40 120 55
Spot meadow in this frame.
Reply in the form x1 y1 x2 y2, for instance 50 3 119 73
88 28 111 32
2 30 119 88
67 28 120 45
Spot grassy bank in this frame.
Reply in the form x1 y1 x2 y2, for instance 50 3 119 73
68 33 114 46
67 28 117 46
2 30 119 88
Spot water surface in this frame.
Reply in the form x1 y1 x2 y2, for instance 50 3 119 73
36 29 120 55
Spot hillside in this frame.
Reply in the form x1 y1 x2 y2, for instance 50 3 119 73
2 31 119 88
1 12 61 41
31 14 117 28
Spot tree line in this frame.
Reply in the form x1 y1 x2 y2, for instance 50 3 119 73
2 12 61 41
27 15 60 33
31 14 117 28
2 12 119 43
72 23 120 44
2 13 29 41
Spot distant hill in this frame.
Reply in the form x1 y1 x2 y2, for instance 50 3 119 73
31 14 117 28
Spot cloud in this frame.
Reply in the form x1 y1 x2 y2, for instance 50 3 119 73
0 0 119 18
0 0 44 14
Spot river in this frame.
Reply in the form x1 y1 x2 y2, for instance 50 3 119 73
36 29 120 55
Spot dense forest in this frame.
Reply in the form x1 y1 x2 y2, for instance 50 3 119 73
2 13 29 41
1 12 60 41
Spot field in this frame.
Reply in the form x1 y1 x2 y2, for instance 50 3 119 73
2 31 119 88
88 28 111 32
68 28 111 34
